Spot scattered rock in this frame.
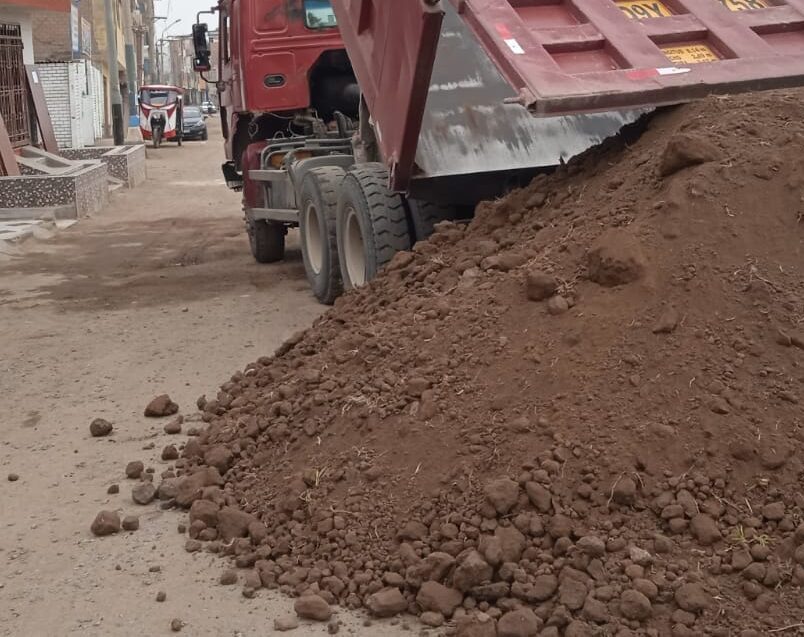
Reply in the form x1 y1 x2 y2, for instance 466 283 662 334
7 473 19 482
690 514 722 546
455 613 497 637
145 394 179 417
89 418 113 437
219 569 238 585
586 230 646 287
420 611 445 628
612 476 637 505
274 616 300 632
170 618 183 632
90 510 121 536
675 583 712 613
620 589 652 620
107 483 119 494
121 515 139 531
366 587 407 617
294 594 332 621
484 478 519 515
416 581 463 617
161 444 179 461
546 295 569 315
652 307 680 334
125 461 144 479
453 550 493 592
156 591 166 602
525 270 558 302
164 416 183 434
497 608 541 637
131 482 157 505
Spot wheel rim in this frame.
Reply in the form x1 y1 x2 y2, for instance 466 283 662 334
303 200 323 275
343 206 366 287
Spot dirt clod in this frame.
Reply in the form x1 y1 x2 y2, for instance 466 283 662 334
144 394 178 418
660 132 720 177
121 515 139 531
7 473 19 482
294 594 332 621
170 618 183 632
89 418 113 437
90 510 120 536
125 461 144 479
131 482 156 505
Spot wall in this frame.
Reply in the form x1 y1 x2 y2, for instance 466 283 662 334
37 61 101 149
31 9 71 61
0 8 35 64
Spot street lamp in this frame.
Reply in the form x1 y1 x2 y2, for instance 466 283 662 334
157 19 182 83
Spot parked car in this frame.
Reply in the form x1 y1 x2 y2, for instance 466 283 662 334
182 106 208 141
201 101 217 115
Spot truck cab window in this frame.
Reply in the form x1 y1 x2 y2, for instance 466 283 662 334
304 0 337 29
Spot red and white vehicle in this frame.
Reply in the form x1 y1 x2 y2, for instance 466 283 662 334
138 84 184 148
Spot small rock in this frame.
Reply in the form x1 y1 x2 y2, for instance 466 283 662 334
484 478 519 515
294 594 332 621
416 581 463 617
220 569 238 585
161 445 179 461
652 307 679 334
612 476 637 505
761 501 785 521
327 621 340 635
546 295 569 315
455 612 497 637
156 591 166 602
131 482 157 505
453 550 493 592
90 510 121 536
107 484 119 494
690 514 722 546
121 515 139 531
125 461 144 479
145 394 179 418
525 270 558 302
629 546 653 566
577 535 606 558
620 589 652 620
675 583 712 613
366 587 407 617
420 611 445 628
184 539 202 552
164 416 183 434
274 616 300 632
170 618 183 632
559 578 587 611
7 473 19 482
89 418 113 437
530 574 558 601
204 445 234 474
497 608 541 637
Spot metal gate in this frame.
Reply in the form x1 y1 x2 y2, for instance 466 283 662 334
0 23 31 148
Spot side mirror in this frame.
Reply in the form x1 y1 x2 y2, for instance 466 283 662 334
192 23 211 72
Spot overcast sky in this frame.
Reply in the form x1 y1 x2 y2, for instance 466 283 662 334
153 0 212 39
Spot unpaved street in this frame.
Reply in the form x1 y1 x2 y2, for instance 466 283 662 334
0 126 406 635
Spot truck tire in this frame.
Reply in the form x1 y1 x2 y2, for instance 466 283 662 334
247 218 285 263
299 166 345 304
407 199 459 243
336 164 411 290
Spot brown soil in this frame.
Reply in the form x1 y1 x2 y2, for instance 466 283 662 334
166 90 804 635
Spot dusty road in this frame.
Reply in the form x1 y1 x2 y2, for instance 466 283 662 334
0 125 408 636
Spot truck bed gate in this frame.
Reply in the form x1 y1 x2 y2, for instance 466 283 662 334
455 0 804 114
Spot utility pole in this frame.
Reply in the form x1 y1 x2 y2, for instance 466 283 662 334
103 0 124 144
121 0 138 123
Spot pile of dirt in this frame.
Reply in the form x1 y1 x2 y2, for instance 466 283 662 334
162 90 804 635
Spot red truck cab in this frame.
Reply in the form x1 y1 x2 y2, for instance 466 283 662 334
214 0 356 174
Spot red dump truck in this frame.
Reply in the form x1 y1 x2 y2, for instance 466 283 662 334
191 0 804 304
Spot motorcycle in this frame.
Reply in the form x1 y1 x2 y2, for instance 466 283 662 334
138 84 184 149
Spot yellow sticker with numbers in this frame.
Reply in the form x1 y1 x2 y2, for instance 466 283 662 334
719 0 769 11
616 0 673 19
662 43 720 65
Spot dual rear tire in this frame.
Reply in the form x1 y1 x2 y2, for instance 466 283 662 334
257 162 456 305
